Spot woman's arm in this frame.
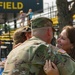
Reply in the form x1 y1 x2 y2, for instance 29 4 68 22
43 60 59 75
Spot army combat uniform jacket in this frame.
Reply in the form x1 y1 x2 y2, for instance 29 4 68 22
2 36 75 75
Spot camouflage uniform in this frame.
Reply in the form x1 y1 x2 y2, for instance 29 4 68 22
2 36 75 75
2 17 75 75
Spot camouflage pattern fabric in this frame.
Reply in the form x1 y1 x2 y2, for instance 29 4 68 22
2 37 75 75
32 17 53 29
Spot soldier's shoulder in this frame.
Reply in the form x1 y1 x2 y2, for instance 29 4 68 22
49 44 59 51
57 49 66 54
30 42 47 51
49 44 66 54
28 37 47 47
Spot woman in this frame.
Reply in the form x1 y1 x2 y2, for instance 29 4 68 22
44 26 75 75
19 10 26 27
57 26 75 59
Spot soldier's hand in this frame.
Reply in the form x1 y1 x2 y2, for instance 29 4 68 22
43 60 59 75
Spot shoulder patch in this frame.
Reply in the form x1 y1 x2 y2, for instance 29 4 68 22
58 49 66 54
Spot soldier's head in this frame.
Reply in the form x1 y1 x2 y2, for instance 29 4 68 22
31 17 54 44
13 27 27 46
22 26 31 40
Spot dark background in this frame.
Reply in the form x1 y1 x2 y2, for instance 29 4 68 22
0 0 43 24
0 0 43 13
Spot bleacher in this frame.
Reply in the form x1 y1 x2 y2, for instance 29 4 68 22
0 5 75 58
0 29 16 58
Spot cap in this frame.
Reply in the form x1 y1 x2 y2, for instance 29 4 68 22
32 17 53 29
22 26 31 32
13 28 25 38
20 10 23 13
13 28 27 45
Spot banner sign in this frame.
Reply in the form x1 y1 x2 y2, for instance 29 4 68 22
0 0 43 13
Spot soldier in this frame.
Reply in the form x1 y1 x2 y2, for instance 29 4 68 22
2 17 75 75
13 26 31 48
22 26 31 40
13 27 27 48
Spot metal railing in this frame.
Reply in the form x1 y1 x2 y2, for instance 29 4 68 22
6 5 58 29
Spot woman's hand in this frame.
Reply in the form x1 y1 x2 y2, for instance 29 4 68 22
43 60 59 75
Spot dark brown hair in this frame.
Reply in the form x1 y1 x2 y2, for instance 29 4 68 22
63 26 75 59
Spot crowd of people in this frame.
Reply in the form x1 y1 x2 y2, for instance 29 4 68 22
19 9 33 27
0 17 75 75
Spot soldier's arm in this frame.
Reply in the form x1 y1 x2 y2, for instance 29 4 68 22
44 44 75 75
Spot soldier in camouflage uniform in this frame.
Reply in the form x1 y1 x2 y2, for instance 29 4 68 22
2 17 75 75
13 26 31 49
13 27 27 48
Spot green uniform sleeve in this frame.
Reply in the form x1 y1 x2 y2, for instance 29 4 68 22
2 43 75 75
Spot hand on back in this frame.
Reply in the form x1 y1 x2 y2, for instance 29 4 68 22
44 60 59 75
